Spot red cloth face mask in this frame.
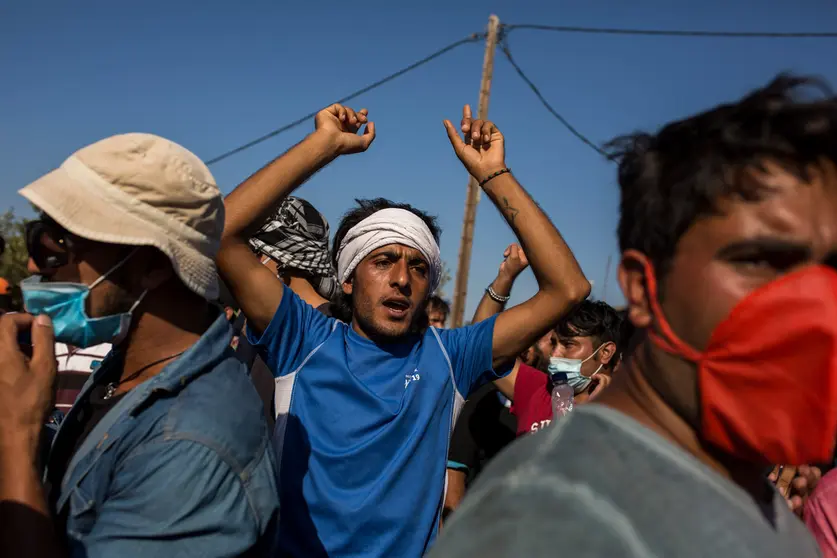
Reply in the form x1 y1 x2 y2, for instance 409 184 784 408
645 262 837 466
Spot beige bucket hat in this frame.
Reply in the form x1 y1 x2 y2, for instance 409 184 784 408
19 133 224 300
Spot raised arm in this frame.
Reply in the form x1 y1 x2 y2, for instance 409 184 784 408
218 105 375 334
471 244 528 400
471 243 528 324
443 105 590 369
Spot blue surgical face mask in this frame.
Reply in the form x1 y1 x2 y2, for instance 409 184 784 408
548 343 605 394
21 249 146 348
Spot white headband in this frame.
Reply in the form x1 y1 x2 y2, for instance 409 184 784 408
336 208 442 292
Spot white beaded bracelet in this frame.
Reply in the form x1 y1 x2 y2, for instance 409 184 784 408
486 285 511 303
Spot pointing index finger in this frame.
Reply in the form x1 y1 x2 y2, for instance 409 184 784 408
463 104 472 120
443 120 466 153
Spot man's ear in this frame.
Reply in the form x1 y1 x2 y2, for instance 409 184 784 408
598 341 617 367
342 278 353 296
136 247 174 292
618 250 653 330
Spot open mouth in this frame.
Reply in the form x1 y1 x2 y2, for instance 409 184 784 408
382 298 411 318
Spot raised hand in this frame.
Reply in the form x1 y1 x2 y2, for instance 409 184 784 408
443 104 506 183
314 104 376 155
498 244 529 281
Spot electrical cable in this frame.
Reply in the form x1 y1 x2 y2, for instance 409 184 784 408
502 23 837 39
205 33 484 166
499 38 608 158
498 22 837 156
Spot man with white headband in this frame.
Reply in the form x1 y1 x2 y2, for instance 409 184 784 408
218 103 590 557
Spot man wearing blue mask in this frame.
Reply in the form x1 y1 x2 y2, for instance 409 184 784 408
493 299 622 436
0 134 278 557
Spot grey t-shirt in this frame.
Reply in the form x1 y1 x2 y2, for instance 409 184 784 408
429 405 820 558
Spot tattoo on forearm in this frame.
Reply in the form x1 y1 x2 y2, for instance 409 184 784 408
502 197 519 224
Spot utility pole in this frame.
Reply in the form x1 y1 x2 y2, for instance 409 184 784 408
602 255 612 303
450 14 501 328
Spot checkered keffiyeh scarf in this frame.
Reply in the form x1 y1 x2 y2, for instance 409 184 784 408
249 197 334 278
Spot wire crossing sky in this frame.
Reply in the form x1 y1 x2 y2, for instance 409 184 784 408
205 34 485 166
502 23 837 38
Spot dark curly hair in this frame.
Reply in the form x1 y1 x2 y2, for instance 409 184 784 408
607 74 837 279
426 294 450 317
329 198 441 324
556 300 623 367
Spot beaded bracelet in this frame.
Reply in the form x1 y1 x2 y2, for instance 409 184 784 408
486 285 511 303
479 167 511 187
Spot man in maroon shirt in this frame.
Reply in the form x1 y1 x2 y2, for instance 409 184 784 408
463 245 623 437
496 300 623 436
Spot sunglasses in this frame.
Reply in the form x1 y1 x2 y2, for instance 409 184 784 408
25 218 76 270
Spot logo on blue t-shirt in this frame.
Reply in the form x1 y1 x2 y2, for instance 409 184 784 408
404 369 421 389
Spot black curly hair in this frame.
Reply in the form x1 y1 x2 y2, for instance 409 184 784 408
426 294 450 317
556 300 623 367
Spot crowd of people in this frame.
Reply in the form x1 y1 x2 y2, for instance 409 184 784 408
0 72 836 557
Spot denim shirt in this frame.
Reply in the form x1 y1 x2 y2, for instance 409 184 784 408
44 313 279 558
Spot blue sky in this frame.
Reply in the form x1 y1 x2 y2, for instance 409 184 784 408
2 0 836 315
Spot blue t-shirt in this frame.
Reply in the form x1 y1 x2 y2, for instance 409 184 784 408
248 289 499 557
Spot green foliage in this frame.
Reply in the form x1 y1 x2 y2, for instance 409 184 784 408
0 208 31 310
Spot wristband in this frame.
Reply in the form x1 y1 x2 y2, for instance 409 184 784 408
479 167 511 187
486 285 511 303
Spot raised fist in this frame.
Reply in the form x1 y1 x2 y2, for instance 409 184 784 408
499 244 529 281
314 104 376 155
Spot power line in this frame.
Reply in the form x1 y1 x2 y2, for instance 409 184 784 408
499 39 608 159
503 23 837 38
497 22 837 156
205 33 484 166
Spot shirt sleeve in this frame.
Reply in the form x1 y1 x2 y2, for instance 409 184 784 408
72 440 276 558
245 287 336 377
805 470 837 558
436 315 503 397
447 389 485 473
510 363 547 417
